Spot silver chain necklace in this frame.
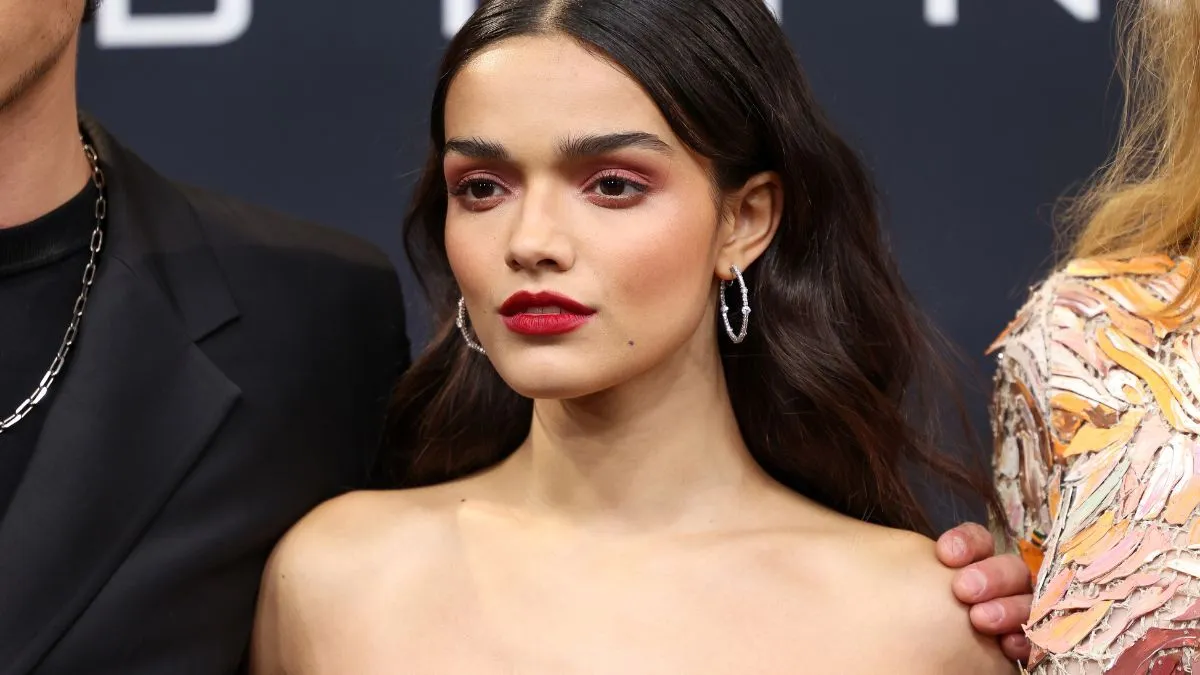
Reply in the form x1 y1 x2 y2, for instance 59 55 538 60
0 139 107 435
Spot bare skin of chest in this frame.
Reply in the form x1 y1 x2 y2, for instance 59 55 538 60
299 526 926 674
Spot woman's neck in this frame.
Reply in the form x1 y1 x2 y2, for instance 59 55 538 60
498 341 778 532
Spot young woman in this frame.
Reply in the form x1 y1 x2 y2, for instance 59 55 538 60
990 1 1200 672
250 1 1022 672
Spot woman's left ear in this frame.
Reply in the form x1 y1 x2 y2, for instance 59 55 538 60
716 171 783 278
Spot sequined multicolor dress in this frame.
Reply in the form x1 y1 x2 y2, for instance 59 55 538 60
990 255 1200 674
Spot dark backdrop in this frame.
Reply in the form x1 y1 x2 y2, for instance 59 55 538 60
78 0 1123 525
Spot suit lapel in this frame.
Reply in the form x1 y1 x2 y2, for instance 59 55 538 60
0 118 243 674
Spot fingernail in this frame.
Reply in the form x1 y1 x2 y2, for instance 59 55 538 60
950 535 967 560
981 602 1004 624
1011 635 1028 649
961 569 986 598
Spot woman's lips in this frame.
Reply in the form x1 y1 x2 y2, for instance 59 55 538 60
499 291 596 336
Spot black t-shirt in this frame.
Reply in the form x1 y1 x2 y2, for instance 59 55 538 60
0 183 98 518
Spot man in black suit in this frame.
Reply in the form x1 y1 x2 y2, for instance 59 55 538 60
0 1 408 673
0 2 1033 673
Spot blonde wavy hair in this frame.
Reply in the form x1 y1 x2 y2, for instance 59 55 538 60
1067 0 1200 311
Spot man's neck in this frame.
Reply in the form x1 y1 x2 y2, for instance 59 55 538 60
0 37 89 229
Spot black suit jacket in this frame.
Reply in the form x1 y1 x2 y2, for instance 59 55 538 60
0 118 410 674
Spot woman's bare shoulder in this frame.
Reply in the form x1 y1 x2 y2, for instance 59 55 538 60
728 506 1015 672
250 482 479 673
258 480 486 613
274 482 478 570
818 523 1016 674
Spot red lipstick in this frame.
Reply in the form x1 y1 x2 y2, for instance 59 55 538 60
499 291 596 336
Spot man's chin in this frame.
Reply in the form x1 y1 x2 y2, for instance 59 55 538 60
0 30 77 115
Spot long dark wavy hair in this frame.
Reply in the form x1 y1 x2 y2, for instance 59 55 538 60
385 0 998 537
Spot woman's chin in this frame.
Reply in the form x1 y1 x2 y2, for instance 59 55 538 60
492 355 616 402
499 373 606 402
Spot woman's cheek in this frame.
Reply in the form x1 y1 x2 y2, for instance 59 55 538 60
606 207 716 321
445 222 493 297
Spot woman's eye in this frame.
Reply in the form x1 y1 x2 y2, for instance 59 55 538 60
598 178 629 196
590 176 647 199
467 180 501 199
448 177 509 211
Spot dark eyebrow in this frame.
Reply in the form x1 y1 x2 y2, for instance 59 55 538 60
559 132 672 159
442 132 672 163
443 137 510 161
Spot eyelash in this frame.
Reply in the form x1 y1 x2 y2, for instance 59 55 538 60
447 171 651 209
588 171 649 200
448 177 503 198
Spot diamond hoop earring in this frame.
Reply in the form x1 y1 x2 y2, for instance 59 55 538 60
719 265 750 344
456 297 486 354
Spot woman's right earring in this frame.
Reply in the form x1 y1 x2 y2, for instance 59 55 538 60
457 297 487 354
719 264 750 344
